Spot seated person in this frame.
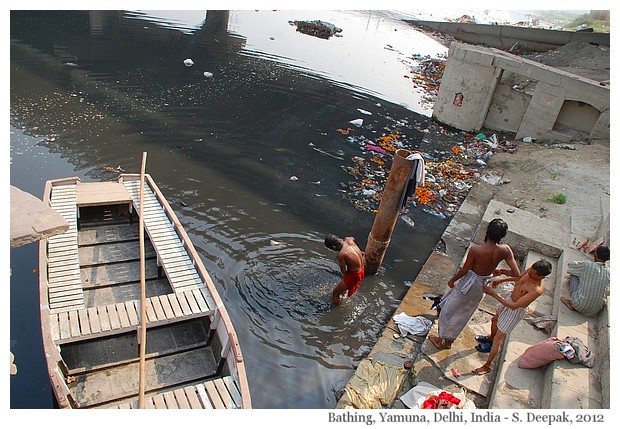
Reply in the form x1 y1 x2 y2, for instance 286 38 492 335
561 245 610 317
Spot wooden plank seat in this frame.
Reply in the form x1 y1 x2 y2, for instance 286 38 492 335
111 375 243 409
50 287 216 343
122 179 205 293
47 182 84 312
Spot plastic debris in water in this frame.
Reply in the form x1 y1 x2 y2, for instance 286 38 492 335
401 215 415 228
183 58 194 67
365 143 387 154
350 118 363 127
203 71 214 78
357 108 372 115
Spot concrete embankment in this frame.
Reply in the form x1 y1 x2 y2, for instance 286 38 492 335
404 20 610 52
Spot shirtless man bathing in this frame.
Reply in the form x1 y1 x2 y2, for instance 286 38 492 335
472 258 552 375
324 234 365 305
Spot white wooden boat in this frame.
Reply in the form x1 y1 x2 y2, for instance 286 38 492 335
38 174 251 409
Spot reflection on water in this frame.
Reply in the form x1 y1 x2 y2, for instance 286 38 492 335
10 10 450 408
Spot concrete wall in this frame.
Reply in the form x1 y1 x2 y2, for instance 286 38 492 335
432 42 610 144
484 82 530 133
405 20 610 52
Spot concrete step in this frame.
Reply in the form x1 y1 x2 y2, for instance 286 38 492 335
542 247 604 409
570 193 609 252
488 245 606 409
477 199 608 409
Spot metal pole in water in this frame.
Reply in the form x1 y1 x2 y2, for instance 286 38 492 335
364 149 414 275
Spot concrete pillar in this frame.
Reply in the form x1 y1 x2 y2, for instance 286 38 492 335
365 149 414 275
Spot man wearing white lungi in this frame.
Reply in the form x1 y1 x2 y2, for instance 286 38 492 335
429 219 520 350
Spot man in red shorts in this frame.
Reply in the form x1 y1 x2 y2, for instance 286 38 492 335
324 234 365 305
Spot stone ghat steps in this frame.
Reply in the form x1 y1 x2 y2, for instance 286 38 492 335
488 235 607 409
333 179 608 410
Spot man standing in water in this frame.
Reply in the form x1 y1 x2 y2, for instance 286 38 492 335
324 234 365 305
428 218 520 349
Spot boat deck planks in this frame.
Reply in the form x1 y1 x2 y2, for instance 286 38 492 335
78 223 140 246
81 260 159 289
71 347 219 407
107 377 238 409
47 182 84 312
122 179 207 293
79 240 155 266
50 288 215 343
76 182 132 207
110 376 241 409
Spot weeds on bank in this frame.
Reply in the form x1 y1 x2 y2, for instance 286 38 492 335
550 193 567 204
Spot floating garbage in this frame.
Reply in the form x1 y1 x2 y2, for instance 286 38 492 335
289 176 299 181
290 20 342 39
183 58 194 67
357 109 372 115
203 71 214 78
338 118 516 218
350 118 363 127
401 215 415 228
365 144 387 154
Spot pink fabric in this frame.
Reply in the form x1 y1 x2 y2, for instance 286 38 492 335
518 337 565 369
365 144 387 154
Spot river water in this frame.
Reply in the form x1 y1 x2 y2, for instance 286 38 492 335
9 10 452 409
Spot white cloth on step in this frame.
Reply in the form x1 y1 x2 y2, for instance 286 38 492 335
393 312 432 337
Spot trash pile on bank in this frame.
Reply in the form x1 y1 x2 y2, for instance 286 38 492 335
339 120 515 219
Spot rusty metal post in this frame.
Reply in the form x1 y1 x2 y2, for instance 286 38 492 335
365 149 414 275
